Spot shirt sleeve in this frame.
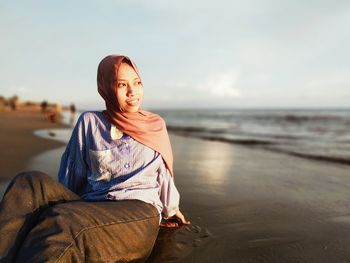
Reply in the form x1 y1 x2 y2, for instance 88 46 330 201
57 114 88 195
157 161 180 218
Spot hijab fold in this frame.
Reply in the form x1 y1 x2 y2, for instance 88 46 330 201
97 55 174 176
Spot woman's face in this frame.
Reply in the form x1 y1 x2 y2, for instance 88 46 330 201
115 62 144 113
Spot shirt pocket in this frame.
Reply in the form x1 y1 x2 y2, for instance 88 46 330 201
88 148 114 183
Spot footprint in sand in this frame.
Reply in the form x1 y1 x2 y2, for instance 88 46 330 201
146 221 211 262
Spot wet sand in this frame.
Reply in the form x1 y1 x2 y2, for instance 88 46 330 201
2 111 350 262
147 135 350 262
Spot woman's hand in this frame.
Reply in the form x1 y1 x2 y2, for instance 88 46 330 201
160 210 190 228
175 210 190 225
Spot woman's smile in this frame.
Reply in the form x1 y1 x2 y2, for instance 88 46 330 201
126 98 139 106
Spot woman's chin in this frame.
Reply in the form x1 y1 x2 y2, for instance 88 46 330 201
121 106 141 113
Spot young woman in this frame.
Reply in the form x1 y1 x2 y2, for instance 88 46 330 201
0 55 189 263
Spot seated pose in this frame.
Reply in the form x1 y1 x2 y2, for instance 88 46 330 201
0 55 189 263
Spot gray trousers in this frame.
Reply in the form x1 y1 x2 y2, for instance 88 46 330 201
0 171 160 263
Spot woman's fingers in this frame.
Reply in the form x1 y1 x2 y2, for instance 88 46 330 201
175 210 190 225
160 221 178 228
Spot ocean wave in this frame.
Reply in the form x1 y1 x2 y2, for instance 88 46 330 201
168 128 275 145
250 114 345 123
168 128 350 165
167 125 304 141
167 125 226 134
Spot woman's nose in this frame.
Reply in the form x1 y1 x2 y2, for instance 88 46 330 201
127 84 136 96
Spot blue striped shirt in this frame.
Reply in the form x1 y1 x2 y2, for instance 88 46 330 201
58 111 180 218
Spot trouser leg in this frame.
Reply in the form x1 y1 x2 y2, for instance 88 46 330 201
0 171 80 262
16 200 160 263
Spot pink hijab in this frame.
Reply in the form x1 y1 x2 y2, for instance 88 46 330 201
97 55 174 176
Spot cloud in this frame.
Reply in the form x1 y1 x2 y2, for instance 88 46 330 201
196 69 241 98
1 1 349 108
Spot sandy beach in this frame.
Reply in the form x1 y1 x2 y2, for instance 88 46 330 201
1 111 350 262
0 110 67 194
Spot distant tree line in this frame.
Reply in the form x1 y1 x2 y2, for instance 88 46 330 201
0 95 74 112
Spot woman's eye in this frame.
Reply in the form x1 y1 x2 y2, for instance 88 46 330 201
117 83 126 88
136 81 142 85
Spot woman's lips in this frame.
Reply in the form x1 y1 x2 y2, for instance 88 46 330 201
126 99 139 106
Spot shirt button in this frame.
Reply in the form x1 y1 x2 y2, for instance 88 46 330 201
124 163 130 169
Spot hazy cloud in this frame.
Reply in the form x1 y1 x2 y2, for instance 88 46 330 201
196 70 241 98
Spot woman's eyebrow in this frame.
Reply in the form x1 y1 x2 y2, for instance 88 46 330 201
117 78 140 81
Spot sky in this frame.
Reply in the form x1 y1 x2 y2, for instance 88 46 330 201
1 0 349 110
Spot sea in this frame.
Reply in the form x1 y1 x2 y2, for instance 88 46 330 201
153 108 350 165
41 108 350 166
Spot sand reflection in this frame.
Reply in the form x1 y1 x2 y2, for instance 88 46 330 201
173 135 235 194
195 141 234 187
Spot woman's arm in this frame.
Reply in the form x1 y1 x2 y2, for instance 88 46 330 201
158 166 190 227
